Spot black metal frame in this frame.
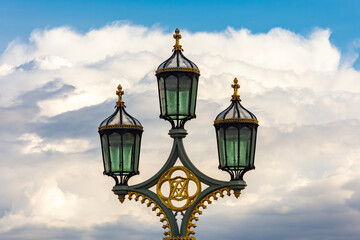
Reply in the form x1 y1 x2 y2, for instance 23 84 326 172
99 128 143 185
156 71 200 129
214 121 258 181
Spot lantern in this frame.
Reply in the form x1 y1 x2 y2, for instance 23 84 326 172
98 85 143 185
155 28 200 129
214 78 259 180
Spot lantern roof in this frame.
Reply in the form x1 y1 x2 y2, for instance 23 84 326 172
214 78 258 125
99 85 143 131
156 28 200 74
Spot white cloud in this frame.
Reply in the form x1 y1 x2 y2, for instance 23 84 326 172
18 133 92 153
0 23 360 239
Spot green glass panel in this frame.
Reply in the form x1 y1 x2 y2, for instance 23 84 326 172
134 134 140 172
178 76 191 115
239 127 252 167
217 128 226 168
101 134 110 173
159 77 166 116
165 75 178 116
122 133 135 173
190 76 198 116
109 133 122 173
250 127 257 166
225 126 239 168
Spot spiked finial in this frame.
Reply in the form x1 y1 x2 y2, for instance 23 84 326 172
231 78 241 101
116 84 125 108
173 28 183 51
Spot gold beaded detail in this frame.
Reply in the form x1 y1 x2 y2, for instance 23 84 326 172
214 118 259 125
186 188 235 237
128 192 172 237
98 124 143 131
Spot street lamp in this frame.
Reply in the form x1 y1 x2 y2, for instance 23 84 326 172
98 85 143 185
98 29 259 240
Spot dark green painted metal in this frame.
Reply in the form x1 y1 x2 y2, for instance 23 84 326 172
112 128 247 237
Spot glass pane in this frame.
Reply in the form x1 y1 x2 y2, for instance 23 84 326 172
179 76 191 115
217 128 226 168
108 110 120 125
134 134 141 172
165 75 178 116
101 134 110 173
239 127 252 167
190 76 198 116
122 133 135 173
225 126 239 168
109 133 122 173
250 127 257 166
159 77 166 115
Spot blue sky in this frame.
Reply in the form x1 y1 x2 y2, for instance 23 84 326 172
1 0 360 56
1 1 360 240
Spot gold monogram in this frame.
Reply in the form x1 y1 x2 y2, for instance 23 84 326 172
157 166 201 211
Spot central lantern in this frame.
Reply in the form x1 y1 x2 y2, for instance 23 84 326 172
155 28 200 129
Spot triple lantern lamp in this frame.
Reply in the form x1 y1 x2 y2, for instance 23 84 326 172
98 29 259 185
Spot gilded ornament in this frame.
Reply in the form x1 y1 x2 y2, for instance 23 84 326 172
157 166 201 211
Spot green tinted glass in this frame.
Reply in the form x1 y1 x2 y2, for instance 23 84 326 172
101 134 110 173
165 75 177 116
225 126 239 168
250 127 257 166
178 76 191 115
122 133 135 173
239 127 251 167
159 77 166 116
217 128 226 168
134 134 140 172
109 133 122 173
190 76 198 116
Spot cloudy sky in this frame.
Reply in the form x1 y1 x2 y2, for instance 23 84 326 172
1 1 360 239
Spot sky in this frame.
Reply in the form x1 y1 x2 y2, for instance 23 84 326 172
0 1 360 240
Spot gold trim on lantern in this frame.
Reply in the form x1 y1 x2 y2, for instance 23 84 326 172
98 124 143 131
214 118 259 125
155 67 200 74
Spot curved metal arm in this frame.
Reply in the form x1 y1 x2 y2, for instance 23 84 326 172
112 128 247 238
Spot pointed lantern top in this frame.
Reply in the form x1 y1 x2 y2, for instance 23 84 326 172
156 28 200 74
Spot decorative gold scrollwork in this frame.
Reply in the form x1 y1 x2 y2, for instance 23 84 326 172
157 166 201 211
127 192 172 237
186 188 235 237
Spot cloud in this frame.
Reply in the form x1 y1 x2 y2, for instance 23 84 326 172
0 22 359 239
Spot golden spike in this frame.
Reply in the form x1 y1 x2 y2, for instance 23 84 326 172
116 84 125 108
231 78 241 101
118 196 125 203
173 28 183 51
234 191 241 199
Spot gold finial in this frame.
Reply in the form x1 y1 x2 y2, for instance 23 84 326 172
173 28 183 51
116 84 125 108
231 78 241 101
118 196 125 203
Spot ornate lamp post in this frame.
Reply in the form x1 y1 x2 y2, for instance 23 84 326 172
98 29 259 240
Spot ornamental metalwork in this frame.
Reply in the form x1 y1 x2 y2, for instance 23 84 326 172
157 166 201 211
99 29 259 240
